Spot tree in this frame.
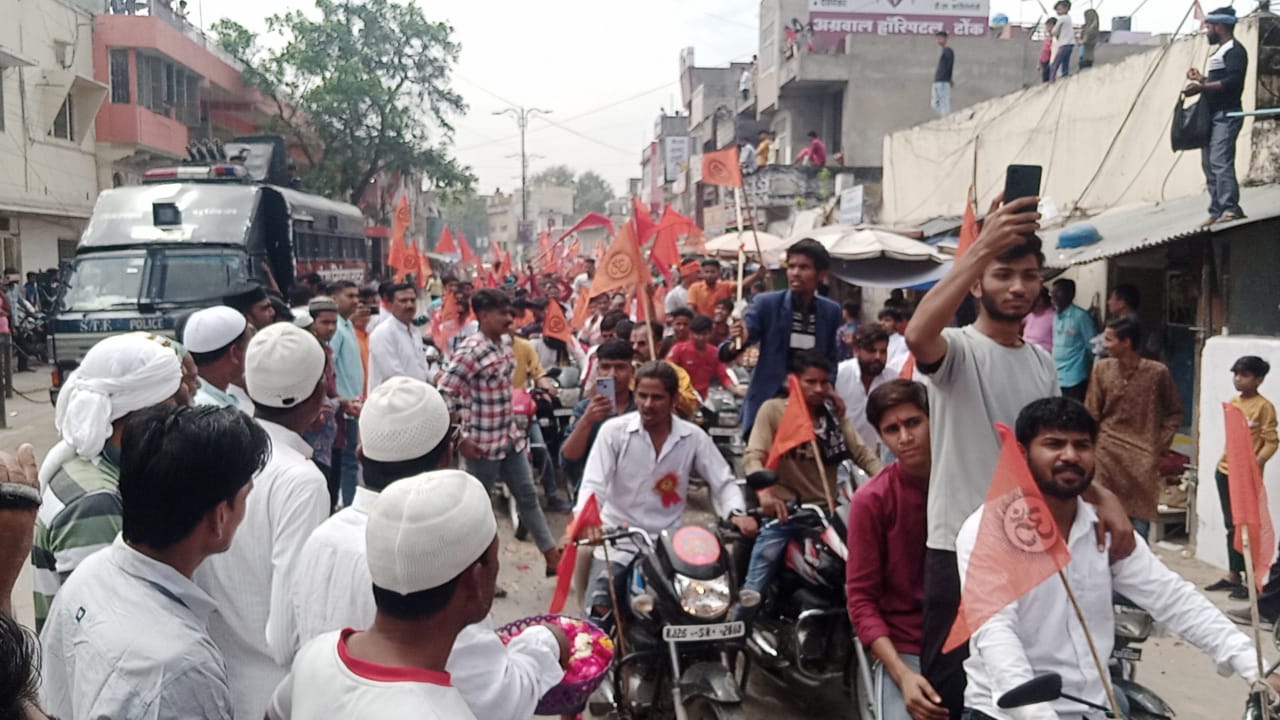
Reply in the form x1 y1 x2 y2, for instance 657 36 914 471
529 165 576 189
213 0 474 205
437 191 490 247
574 171 614 214
529 165 615 215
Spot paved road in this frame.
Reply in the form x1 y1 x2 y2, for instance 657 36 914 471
0 369 1257 719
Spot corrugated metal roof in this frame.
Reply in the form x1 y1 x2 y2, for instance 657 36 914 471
1041 184 1280 269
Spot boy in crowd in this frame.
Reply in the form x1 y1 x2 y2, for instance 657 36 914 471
846 380 945 720
1209 356 1278 599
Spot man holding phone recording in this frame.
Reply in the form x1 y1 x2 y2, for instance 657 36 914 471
905 187 1137 717
560 339 638 490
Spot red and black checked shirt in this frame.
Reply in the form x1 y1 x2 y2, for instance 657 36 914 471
438 333 526 460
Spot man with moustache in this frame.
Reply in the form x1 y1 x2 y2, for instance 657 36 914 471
958 397 1279 719
906 196 1134 717
836 326 897 461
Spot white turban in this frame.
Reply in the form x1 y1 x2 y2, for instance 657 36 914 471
39 332 184 486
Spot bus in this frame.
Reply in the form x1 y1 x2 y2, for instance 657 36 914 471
49 136 369 400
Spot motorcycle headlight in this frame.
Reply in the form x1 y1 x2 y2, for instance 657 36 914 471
675 573 731 619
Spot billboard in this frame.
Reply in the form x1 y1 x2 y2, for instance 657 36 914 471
807 0 989 49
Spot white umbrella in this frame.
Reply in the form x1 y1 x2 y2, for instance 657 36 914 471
703 230 789 264
816 226 948 263
804 225 952 289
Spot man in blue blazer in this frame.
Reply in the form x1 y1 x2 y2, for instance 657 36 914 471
720 239 841 436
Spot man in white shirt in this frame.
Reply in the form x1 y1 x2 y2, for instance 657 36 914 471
183 305 255 414
271 471 518 720
41 404 270 720
835 325 896 460
195 323 331 720
739 136 758 174
575 361 757 619
664 260 700 315
959 397 1279 719
367 282 429 392
271 377 567 720
572 258 596 297
1050 0 1075 80
878 307 910 371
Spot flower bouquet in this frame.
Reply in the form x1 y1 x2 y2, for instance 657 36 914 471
496 614 614 715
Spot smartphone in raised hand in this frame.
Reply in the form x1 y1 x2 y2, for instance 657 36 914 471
595 376 616 414
1003 164 1043 205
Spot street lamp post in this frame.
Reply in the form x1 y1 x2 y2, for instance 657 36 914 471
492 107 553 224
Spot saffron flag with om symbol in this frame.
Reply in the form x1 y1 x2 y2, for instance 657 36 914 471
701 146 743 188
589 222 645 298
943 422 1071 653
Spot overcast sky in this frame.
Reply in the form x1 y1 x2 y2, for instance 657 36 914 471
198 0 1209 198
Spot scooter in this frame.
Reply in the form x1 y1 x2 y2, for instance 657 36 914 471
1109 600 1175 719
738 471 863 706
585 523 753 720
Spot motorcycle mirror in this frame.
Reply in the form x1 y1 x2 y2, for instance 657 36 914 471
745 470 780 491
997 673 1063 709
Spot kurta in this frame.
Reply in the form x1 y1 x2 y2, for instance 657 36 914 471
1085 357 1183 520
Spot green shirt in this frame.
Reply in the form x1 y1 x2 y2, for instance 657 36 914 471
31 443 123 631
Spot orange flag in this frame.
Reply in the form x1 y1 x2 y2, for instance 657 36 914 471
549 494 601 613
543 298 575 346
431 292 462 350
765 375 817 469
590 223 645 297
458 231 476 266
1225 402 1276 590
632 197 658 244
386 194 411 272
898 355 917 379
702 146 743 188
955 187 979 258
399 242 423 286
416 248 433 287
571 287 591 332
944 423 1072 653
436 227 458 254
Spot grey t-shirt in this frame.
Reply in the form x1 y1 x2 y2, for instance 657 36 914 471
923 325 1060 551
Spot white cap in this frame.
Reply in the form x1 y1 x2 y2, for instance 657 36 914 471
366 470 497 594
183 306 248 354
245 322 326 408
291 307 313 329
360 377 451 462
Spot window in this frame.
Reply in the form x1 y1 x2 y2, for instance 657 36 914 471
109 49 130 104
50 95 73 141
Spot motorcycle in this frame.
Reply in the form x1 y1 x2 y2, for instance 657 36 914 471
738 471 864 710
699 386 744 475
1110 600 1175 719
11 296 48 368
585 523 753 720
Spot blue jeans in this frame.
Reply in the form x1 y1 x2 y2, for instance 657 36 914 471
736 519 802 619
339 417 360 507
1201 110 1244 219
875 653 922 720
1052 44 1074 79
466 447 556 553
528 421 557 498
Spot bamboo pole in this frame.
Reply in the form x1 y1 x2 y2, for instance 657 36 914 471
1057 571 1123 718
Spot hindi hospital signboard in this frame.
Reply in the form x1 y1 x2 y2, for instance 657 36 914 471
808 0 989 47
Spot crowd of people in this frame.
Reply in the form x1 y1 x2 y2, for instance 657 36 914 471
1 186 1279 719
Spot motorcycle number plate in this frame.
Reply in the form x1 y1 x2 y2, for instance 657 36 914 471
662 621 745 643
1111 646 1142 662
708 427 738 437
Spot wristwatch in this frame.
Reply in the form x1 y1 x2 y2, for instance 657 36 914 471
0 483 40 510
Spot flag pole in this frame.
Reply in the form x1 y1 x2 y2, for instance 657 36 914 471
732 187 747 305
807 438 837 513
1057 571 1123 718
641 284 658 363
738 184 769 273
1242 525 1271 720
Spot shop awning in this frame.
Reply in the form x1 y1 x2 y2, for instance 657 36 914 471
1041 184 1280 269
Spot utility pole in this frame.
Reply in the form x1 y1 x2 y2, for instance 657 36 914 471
493 107 553 224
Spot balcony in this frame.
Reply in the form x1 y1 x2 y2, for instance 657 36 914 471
96 102 189 157
741 165 858 209
99 1 245 72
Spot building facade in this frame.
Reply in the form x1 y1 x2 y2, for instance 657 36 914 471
0 0 106 272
